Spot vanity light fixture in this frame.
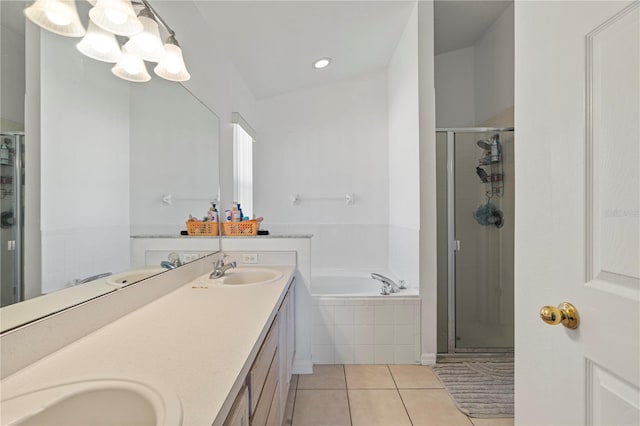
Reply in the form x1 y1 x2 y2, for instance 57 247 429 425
154 34 190 82
122 6 164 62
111 45 151 82
76 20 122 62
24 0 86 37
25 0 191 83
89 0 142 36
312 57 332 69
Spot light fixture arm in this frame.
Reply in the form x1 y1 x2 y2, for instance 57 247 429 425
139 0 175 39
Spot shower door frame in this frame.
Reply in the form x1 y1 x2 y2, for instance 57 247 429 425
438 127 515 354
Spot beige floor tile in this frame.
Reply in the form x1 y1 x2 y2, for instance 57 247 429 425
389 365 443 389
283 377 298 425
345 364 396 389
297 364 346 389
292 389 350 426
400 389 473 426
348 389 412 426
471 418 515 426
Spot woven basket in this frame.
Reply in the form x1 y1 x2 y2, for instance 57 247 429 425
222 220 259 236
186 220 219 236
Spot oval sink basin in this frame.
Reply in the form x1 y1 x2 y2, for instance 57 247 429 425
1 379 182 425
200 268 283 286
106 267 166 288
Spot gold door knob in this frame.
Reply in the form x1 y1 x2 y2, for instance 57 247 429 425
540 302 580 329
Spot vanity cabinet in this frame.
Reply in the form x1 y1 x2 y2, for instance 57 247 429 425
224 385 249 426
225 279 295 426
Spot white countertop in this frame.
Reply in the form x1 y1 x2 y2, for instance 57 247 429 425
0 265 295 426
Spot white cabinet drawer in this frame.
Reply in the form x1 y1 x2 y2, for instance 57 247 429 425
249 315 279 415
224 385 249 426
251 348 279 426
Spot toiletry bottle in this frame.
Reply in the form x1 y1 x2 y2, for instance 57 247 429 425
491 137 501 162
237 203 244 222
225 209 232 222
232 202 241 222
208 202 219 222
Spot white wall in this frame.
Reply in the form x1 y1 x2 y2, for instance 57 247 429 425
434 47 475 128
434 3 514 128
39 31 130 293
129 80 219 235
388 4 420 288
253 71 390 273
0 14 25 130
474 4 514 125
150 2 260 213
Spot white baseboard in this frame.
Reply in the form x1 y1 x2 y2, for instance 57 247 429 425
421 353 437 365
292 359 313 374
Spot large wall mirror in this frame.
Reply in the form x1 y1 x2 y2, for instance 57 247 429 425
0 1 220 332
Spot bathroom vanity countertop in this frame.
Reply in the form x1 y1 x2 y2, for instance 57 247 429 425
0 265 295 426
131 233 313 239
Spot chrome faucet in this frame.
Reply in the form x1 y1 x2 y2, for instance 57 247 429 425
69 272 113 286
371 273 406 295
161 261 177 270
161 252 182 270
210 253 236 279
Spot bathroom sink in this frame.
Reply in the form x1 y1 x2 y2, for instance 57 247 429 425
1 379 182 425
200 268 283 286
106 267 166 288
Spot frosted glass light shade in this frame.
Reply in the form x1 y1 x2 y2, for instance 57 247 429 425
24 0 85 37
154 40 190 82
123 9 164 62
112 47 151 82
77 21 122 62
89 0 142 36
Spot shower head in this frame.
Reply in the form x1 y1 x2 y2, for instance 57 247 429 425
477 139 492 150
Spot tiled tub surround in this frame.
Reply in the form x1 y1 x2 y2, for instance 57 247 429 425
1 257 296 425
312 273 420 364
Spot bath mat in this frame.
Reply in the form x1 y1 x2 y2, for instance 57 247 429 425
432 361 514 418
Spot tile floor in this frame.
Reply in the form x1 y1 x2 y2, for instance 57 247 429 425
283 364 514 426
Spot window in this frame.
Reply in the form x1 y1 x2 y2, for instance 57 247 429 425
232 113 255 219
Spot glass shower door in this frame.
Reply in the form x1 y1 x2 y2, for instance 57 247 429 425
0 133 24 306
453 130 514 351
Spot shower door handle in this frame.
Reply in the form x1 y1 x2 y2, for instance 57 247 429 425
454 240 461 251
540 302 580 329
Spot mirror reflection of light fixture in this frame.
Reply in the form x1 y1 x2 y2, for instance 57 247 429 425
76 20 122 62
112 46 151 82
89 0 143 36
123 6 164 62
24 0 86 37
154 35 190 82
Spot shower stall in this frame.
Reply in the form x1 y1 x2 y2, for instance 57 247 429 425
0 132 25 307
436 128 514 355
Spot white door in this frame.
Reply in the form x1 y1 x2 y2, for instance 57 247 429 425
515 1 639 425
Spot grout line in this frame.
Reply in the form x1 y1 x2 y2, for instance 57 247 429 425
289 375 299 426
388 364 414 426
344 364 354 426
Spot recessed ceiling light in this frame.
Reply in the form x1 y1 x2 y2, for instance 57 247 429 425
313 57 332 69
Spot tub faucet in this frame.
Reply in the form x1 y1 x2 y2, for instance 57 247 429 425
161 252 182 270
210 253 236 279
69 272 113 286
161 261 177 270
371 273 406 295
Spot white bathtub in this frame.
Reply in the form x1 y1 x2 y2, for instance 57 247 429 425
311 272 420 365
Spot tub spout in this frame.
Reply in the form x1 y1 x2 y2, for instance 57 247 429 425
371 273 405 294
